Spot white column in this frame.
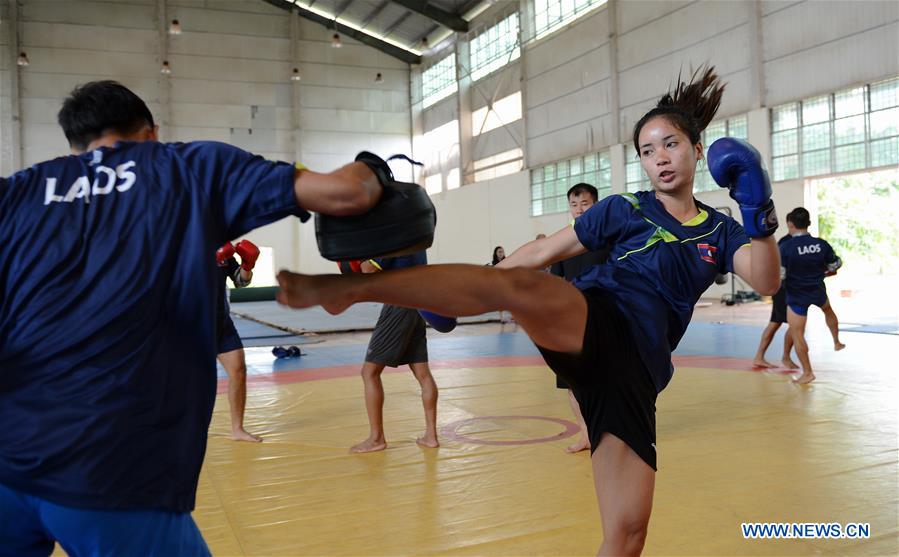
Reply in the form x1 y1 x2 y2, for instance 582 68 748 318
290 8 302 272
290 8 302 163
747 107 771 166
455 35 473 185
748 0 766 110
156 0 172 141
519 0 533 169
607 0 621 145
8 0 23 170
609 143 626 194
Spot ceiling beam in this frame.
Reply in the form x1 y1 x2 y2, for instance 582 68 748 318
458 0 482 17
360 0 390 28
388 0 468 32
414 23 440 46
382 10 412 37
262 0 420 64
333 0 355 19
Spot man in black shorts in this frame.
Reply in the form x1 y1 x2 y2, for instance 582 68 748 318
752 234 797 369
215 240 263 442
550 183 610 452
349 251 439 453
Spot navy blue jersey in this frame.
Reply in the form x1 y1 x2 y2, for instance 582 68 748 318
0 141 308 512
573 191 749 391
370 250 427 271
779 234 837 294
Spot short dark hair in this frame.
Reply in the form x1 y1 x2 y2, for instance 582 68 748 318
786 207 811 229
567 183 598 202
58 81 155 151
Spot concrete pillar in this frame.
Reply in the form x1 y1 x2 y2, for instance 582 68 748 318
7 0 23 170
156 0 172 141
609 142 626 194
455 36 472 185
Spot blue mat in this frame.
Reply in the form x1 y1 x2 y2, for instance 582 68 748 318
232 316 322 347
840 323 899 335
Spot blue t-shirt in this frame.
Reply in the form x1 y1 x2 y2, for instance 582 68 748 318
779 233 837 294
0 141 309 512
370 250 427 271
573 191 749 391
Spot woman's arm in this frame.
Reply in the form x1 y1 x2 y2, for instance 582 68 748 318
732 237 781 295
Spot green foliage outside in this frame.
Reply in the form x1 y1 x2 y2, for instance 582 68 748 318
816 170 899 274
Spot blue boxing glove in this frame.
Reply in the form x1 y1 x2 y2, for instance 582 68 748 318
707 137 779 238
419 310 457 333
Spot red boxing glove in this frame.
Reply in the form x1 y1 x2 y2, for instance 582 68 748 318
235 240 260 271
337 260 363 274
216 242 236 266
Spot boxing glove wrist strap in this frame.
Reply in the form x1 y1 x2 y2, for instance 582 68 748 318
740 199 779 239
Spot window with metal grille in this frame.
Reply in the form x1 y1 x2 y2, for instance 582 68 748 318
771 76 899 181
422 54 458 108
470 13 520 82
530 151 612 216
534 0 607 40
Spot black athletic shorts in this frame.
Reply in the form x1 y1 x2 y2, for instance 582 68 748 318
536 288 658 470
366 304 428 367
770 286 787 324
217 314 244 354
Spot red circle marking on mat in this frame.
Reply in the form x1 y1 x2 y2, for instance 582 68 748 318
441 415 579 446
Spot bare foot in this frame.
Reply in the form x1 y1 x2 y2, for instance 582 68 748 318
276 271 356 315
565 437 590 453
781 358 800 370
349 437 387 453
416 434 439 448
231 428 262 443
834 342 846 351
793 372 816 385
752 358 776 369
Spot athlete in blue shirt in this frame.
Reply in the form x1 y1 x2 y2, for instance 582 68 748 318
778 207 845 384
276 67 782 555
0 80 383 555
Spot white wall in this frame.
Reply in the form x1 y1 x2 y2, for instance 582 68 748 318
763 0 899 105
0 0 411 281
428 170 567 265
0 0 12 176
293 18 410 173
524 6 613 167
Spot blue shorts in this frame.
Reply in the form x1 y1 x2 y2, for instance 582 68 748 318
786 286 828 317
0 483 210 557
